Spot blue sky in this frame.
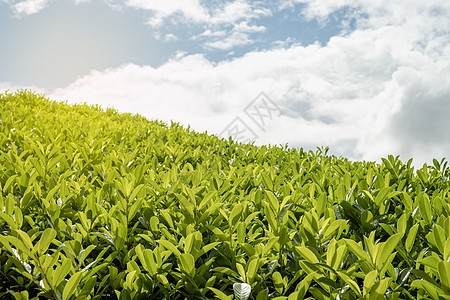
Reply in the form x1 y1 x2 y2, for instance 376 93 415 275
0 0 343 87
1 0 450 166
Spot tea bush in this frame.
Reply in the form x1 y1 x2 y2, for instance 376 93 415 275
0 91 449 299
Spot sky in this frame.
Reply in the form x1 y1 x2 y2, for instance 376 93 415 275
1 0 450 167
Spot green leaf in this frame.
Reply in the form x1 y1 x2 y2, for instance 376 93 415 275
13 206 23 229
3 174 18 194
78 244 96 266
149 216 159 232
16 230 34 254
194 242 221 261
438 261 450 292
156 274 170 288
179 196 195 219
12 290 29 300
36 228 57 255
419 256 440 272
263 237 279 255
375 187 390 206
110 217 126 251
265 190 280 212
272 271 284 294
198 202 224 224
63 271 82 300
128 184 144 201
52 259 72 288
344 239 371 265
256 289 269 300
212 267 240 278
278 203 292 223
79 275 97 298
433 225 446 255
184 232 195 255
375 233 403 270
411 279 441 300
316 192 327 217
229 204 243 228
118 289 132 300
179 253 195 278
363 270 378 297
135 244 157 276
322 219 348 241
296 272 316 299
236 263 246 282
128 197 143 221
198 190 216 211
264 201 278 232
157 239 181 258
262 173 273 191
405 224 419 252
400 192 413 212
411 269 441 288
369 278 392 300
208 287 232 300
247 257 259 284
361 210 374 232
418 192 432 223
396 214 408 235
337 271 362 297
295 246 319 264
0 211 18 230
0 235 33 259
237 222 246 244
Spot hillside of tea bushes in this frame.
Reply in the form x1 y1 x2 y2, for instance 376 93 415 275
1 90 450 299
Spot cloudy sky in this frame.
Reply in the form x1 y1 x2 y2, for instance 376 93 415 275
1 0 449 167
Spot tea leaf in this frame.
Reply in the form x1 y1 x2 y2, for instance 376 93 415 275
36 228 57 255
62 271 82 300
418 192 432 223
208 287 233 300
180 253 195 278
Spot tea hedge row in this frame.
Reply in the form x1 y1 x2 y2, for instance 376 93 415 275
1 91 449 299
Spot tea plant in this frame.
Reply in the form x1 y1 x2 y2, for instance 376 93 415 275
0 91 449 299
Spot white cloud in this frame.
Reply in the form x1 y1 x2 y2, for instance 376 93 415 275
124 0 209 26
272 37 300 49
197 29 227 38
163 33 178 42
124 0 271 26
203 31 253 50
233 21 266 33
125 0 271 50
154 32 178 42
11 0 48 17
197 21 267 50
202 20 267 50
207 1 271 25
293 0 450 27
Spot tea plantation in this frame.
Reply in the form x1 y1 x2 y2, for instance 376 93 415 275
1 91 449 299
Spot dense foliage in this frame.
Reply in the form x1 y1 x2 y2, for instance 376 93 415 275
1 91 449 299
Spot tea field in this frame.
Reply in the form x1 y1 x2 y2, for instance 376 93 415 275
1 91 449 299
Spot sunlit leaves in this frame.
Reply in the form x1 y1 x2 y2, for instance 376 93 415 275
1 91 449 299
